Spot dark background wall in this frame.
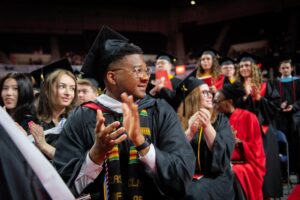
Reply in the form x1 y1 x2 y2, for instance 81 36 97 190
0 0 300 66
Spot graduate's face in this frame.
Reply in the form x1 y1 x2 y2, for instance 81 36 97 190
52 74 76 109
239 61 252 78
213 92 230 113
108 54 150 101
156 59 173 75
199 84 213 109
279 63 293 77
77 84 97 105
200 54 213 71
221 64 235 78
1 78 18 110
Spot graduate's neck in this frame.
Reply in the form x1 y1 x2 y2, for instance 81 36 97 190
52 107 65 125
106 90 122 102
281 75 292 79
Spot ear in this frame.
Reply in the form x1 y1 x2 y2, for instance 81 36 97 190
106 71 117 85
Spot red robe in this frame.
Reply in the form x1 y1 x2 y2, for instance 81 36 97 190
230 108 266 200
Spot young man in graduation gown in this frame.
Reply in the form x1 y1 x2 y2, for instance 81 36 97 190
274 58 300 180
53 26 195 200
214 82 266 200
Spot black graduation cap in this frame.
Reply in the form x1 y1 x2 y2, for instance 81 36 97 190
219 81 246 101
199 47 222 59
30 58 73 87
237 52 261 64
80 25 129 89
276 54 292 66
77 74 99 88
220 57 235 66
156 52 177 65
173 68 204 113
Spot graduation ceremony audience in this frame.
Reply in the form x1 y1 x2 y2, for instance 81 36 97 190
2 25 300 200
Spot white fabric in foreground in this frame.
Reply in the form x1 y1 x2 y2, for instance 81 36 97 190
0 107 74 200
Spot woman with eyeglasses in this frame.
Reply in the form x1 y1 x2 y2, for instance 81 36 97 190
176 75 235 200
235 53 282 199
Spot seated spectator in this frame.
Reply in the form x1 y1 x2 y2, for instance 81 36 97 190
176 72 235 200
77 77 99 105
0 72 38 134
214 82 266 200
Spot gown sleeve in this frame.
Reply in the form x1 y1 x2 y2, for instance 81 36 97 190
209 114 234 175
53 106 96 196
146 99 196 199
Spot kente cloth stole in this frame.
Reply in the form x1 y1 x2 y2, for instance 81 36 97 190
83 102 151 200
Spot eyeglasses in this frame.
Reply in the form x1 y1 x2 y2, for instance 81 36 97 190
222 66 234 70
201 90 213 97
112 66 151 78
132 66 152 77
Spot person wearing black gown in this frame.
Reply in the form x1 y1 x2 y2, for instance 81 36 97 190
176 74 235 200
235 52 282 198
274 57 300 181
148 52 181 109
53 26 195 200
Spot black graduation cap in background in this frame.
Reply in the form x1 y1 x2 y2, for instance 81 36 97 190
80 25 129 90
220 56 235 66
237 52 266 70
237 52 262 64
156 52 177 65
173 68 205 114
30 58 73 87
200 47 222 59
219 81 246 101
276 54 292 66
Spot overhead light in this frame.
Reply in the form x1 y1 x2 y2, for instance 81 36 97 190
176 65 186 75
190 0 196 5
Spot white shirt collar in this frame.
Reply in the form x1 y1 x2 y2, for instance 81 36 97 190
96 94 123 114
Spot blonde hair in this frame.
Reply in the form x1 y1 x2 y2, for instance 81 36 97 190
37 69 77 122
235 62 262 88
177 86 217 130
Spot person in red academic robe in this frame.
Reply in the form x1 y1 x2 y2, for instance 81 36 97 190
214 82 266 200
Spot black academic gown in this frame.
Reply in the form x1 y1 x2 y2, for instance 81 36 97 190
236 80 282 198
274 77 300 175
53 95 195 200
184 114 235 200
149 77 181 110
0 124 51 200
